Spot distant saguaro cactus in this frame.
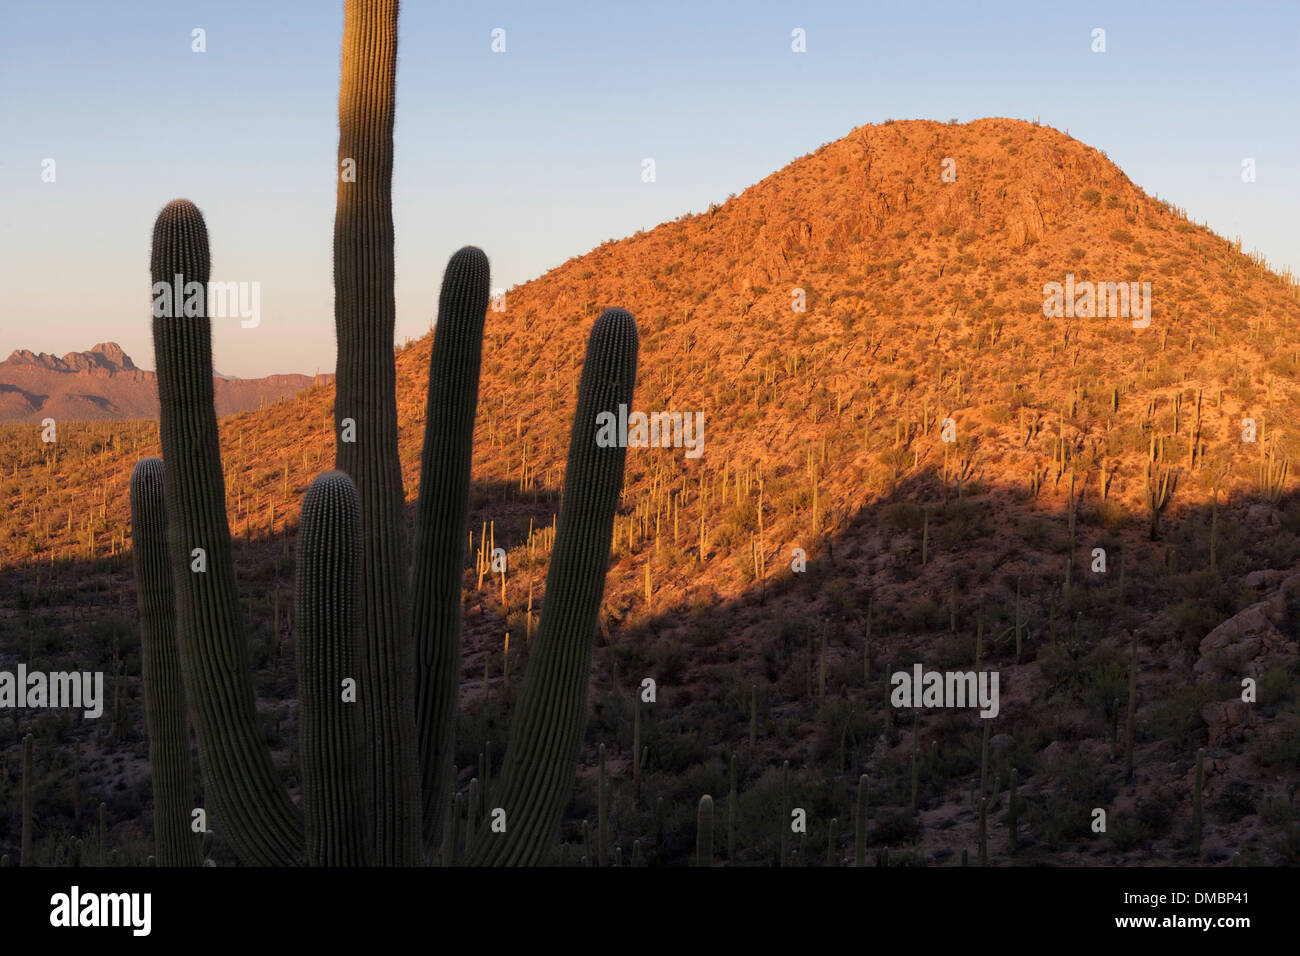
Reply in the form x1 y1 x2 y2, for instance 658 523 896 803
133 0 639 867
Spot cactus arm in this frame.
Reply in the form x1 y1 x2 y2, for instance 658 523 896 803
150 198 304 865
129 457 203 867
468 308 639 866
297 471 370 865
412 247 490 853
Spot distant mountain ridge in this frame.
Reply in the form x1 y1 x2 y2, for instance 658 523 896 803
0 342 329 422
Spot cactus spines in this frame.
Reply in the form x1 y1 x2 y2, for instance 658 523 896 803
855 774 868 866
20 734 33 867
150 197 306 866
413 246 490 852
696 794 714 867
468 309 639 866
297 471 368 866
130 457 202 867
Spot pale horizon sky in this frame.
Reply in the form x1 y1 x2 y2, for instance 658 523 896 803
2 0 1297 378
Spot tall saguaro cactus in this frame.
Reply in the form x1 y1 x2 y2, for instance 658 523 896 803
129 458 202 868
331 0 418 866
136 0 640 868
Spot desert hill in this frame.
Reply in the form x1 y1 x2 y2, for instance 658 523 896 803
3 117 1300 866
0 342 327 423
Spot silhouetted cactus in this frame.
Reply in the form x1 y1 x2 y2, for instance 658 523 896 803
135 0 639 869
331 0 418 866
20 735 33 867
129 458 202 867
468 308 639 866
296 471 367 866
855 773 868 866
696 795 714 867
413 246 489 852
149 197 305 867
779 759 790 866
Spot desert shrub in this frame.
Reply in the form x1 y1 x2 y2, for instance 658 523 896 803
1142 681 1216 751
1253 714 1300 770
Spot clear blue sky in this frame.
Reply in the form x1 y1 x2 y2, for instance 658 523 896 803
2 0 1296 377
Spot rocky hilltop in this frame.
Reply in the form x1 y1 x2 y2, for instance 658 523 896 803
0 342 328 422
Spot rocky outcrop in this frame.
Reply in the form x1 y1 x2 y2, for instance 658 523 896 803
0 343 330 422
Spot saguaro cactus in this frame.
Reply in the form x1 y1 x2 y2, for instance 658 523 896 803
151 198 306 866
468 308 639 866
20 735 33 867
129 458 202 867
412 246 489 851
855 773 868 866
135 0 639 869
332 0 418 866
696 795 714 867
297 471 367 866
